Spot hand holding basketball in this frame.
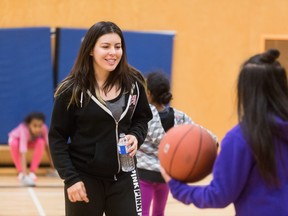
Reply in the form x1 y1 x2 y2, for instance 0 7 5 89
160 166 171 182
159 124 217 183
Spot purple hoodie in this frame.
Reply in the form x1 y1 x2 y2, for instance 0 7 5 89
168 118 288 216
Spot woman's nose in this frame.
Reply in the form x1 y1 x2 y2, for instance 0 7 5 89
109 47 116 55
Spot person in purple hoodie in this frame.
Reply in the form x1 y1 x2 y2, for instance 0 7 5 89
161 49 288 216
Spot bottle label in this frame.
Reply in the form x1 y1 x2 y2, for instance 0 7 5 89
118 145 128 154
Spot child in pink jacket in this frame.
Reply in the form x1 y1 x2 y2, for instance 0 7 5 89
8 112 48 186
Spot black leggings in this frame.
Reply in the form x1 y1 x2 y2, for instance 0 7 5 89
64 170 142 216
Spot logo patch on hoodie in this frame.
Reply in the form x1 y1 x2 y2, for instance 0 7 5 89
130 95 137 106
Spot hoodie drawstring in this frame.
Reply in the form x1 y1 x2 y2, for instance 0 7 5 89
80 91 83 108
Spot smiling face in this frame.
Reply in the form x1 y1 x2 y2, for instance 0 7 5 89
90 33 123 75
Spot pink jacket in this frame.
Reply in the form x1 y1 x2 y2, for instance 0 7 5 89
8 123 49 153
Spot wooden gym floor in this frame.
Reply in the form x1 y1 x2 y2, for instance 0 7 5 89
0 167 235 216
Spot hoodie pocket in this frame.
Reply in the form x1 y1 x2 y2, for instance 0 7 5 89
86 143 115 170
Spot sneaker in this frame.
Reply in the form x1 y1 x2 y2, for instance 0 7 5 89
21 176 36 187
17 172 24 181
28 172 37 181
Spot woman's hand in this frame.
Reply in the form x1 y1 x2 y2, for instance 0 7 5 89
67 181 89 203
126 134 138 157
160 166 172 182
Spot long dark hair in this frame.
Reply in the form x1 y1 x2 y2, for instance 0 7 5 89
54 21 143 108
237 49 288 185
146 71 172 105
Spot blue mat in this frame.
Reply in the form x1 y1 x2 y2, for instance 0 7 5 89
123 31 175 77
0 28 53 144
54 28 87 84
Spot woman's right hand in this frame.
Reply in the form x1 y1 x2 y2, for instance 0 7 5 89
67 181 89 203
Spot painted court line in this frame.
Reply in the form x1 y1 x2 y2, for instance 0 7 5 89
27 187 46 216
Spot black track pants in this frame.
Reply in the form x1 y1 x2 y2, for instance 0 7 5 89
64 169 142 216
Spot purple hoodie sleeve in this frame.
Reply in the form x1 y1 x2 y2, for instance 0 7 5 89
168 128 254 208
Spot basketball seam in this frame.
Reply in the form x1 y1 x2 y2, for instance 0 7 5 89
169 125 195 177
185 125 202 182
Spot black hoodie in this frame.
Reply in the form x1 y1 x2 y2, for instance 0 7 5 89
49 81 152 187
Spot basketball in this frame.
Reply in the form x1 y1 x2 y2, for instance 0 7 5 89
159 124 217 183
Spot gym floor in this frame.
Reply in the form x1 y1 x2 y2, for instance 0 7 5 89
0 168 235 216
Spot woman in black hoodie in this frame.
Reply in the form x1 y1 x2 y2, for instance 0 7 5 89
49 21 152 216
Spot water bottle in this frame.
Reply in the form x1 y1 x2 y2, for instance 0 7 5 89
118 133 135 172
